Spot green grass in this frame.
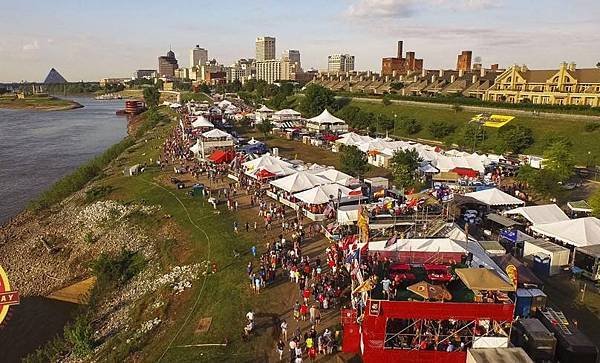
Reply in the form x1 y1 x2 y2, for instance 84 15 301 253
351 100 600 163
0 95 80 110
180 91 213 103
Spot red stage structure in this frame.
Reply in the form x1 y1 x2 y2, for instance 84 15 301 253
342 299 515 363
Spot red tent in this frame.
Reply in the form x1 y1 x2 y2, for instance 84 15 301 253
208 150 234 164
322 134 339 142
451 167 479 178
255 168 276 179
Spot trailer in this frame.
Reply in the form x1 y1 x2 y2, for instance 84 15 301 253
523 239 570 276
511 318 556 362
573 244 600 281
538 308 598 363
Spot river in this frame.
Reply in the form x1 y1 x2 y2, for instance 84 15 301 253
0 97 127 362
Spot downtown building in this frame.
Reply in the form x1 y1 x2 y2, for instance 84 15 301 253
381 41 423 77
327 54 355 73
158 49 179 78
189 45 208 68
228 58 256 84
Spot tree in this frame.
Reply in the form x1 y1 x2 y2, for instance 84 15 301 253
299 84 336 117
340 145 369 178
517 165 561 198
256 119 273 139
461 123 487 151
428 121 455 139
390 149 422 189
399 118 422 135
377 114 395 133
382 94 392 106
497 125 534 154
589 189 600 217
543 141 574 182
143 86 160 108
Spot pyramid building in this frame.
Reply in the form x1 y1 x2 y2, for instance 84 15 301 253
43 68 67 84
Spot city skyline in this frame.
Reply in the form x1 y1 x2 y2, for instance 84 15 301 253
1 0 599 82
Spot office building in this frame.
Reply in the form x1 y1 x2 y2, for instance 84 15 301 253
256 36 276 62
328 54 355 72
256 59 281 84
282 49 301 69
133 69 156 80
190 45 208 68
158 49 179 78
456 50 473 71
381 41 423 77
228 58 256 83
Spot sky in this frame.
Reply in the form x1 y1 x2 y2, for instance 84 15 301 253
1 0 599 82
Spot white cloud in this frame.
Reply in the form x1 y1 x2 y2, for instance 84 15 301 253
346 0 496 19
22 40 40 51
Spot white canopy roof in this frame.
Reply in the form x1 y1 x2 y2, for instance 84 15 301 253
246 163 296 178
274 108 301 116
242 154 292 171
256 105 273 112
530 217 600 247
369 238 468 254
337 205 360 225
247 137 261 145
218 100 232 108
307 109 346 125
504 204 569 225
191 116 214 128
335 132 373 146
293 184 351 205
464 188 525 206
202 128 232 139
169 102 182 108
189 140 201 154
313 168 354 186
269 171 328 193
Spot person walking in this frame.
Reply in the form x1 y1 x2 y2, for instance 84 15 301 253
251 245 257 257
276 339 285 361
280 320 288 341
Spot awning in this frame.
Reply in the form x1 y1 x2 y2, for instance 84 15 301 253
465 188 525 206
530 217 600 247
208 150 234 164
451 167 479 178
567 200 593 213
487 213 522 227
504 204 569 225
455 268 516 291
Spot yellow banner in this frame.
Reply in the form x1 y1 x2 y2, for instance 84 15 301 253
471 114 515 128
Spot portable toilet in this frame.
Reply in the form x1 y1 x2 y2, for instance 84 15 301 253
532 253 551 277
515 289 533 317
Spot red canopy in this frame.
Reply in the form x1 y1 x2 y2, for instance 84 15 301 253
208 150 234 164
255 168 277 179
322 134 339 142
451 167 479 178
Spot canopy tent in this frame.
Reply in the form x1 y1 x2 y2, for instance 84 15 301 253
464 188 525 206
530 217 600 247
191 116 214 128
504 204 569 225
567 200 593 213
208 150 234 164
307 109 346 126
492 254 543 288
293 184 352 205
254 168 277 180
202 128 232 139
419 162 440 174
217 100 232 109
451 167 479 178
169 102 182 108
256 105 273 112
337 205 360 225
247 163 296 179
189 140 201 155
273 108 301 116
242 154 292 171
455 268 516 292
247 137 261 145
487 213 523 227
313 169 354 186
407 281 452 301
269 171 329 193
335 132 373 147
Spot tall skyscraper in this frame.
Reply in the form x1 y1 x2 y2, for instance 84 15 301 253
189 45 208 68
256 36 276 62
327 54 355 72
158 49 179 78
256 59 281 84
282 49 301 69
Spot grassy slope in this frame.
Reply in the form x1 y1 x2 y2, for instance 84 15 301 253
90 116 272 362
350 100 600 163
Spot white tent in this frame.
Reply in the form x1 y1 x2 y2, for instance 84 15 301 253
202 128 232 139
313 169 354 186
243 154 293 171
464 188 525 206
274 108 301 116
256 105 273 112
337 205 360 225
336 132 373 146
368 238 467 254
247 137 261 145
504 204 569 225
189 140 201 155
169 102 182 109
191 116 214 128
247 163 296 179
294 184 351 205
530 217 600 247
269 171 329 193
307 109 346 126
218 100 232 109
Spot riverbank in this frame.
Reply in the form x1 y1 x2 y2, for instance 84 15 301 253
0 95 83 111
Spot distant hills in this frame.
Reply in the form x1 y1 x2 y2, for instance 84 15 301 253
44 68 67 84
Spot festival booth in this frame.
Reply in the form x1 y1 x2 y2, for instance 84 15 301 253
269 171 329 209
197 128 234 159
293 183 352 221
464 188 525 209
207 149 234 164
255 105 273 122
567 200 594 218
272 108 302 122
530 217 600 250
367 238 467 264
504 204 569 226
305 109 349 133
242 154 295 181
573 244 600 281
191 115 214 129
313 168 355 186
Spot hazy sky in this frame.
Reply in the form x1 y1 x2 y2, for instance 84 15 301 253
1 0 599 82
